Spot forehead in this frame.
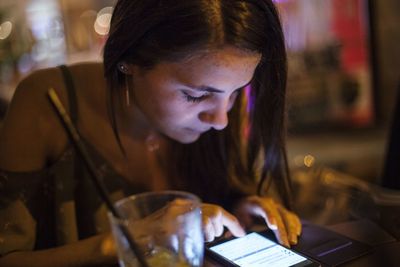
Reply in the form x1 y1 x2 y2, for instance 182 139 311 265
176 46 261 70
155 46 261 86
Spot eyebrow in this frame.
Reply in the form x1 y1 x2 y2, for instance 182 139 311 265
190 81 252 94
190 86 224 93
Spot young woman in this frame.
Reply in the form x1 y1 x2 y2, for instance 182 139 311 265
0 0 301 266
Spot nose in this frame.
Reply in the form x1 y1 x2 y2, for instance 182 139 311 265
199 103 229 131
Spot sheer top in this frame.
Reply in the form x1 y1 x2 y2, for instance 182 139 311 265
0 65 146 256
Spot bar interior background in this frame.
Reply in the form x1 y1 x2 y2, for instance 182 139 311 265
0 0 399 212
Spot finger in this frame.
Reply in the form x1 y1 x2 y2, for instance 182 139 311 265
278 205 302 240
271 216 290 247
291 212 301 237
251 205 278 230
203 217 216 242
245 196 278 229
257 201 290 247
281 212 299 245
294 214 302 236
212 212 224 237
220 209 246 237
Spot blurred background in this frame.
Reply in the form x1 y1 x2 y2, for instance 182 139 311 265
0 0 399 227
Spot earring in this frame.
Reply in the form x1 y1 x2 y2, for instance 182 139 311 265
118 62 133 107
118 63 130 74
125 76 131 107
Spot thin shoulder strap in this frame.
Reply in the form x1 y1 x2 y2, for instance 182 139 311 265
58 65 78 124
58 65 87 237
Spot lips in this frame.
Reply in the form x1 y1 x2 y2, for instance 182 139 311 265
185 128 210 134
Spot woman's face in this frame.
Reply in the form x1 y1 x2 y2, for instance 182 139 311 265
129 46 261 143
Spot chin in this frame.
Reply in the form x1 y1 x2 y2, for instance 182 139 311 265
160 126 204 144
169 132 202 144
177 135 201 144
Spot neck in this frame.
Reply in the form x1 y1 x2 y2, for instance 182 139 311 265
114 94 150 135
116 101 165 152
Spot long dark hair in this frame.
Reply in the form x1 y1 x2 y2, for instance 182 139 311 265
103 0 292 209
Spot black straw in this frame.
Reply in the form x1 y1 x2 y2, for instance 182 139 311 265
47 88 149 267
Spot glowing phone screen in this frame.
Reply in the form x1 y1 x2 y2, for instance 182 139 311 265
209 233 313 267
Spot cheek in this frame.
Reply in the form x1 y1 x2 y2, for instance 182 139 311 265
151 94 199 125
134 80 200 125
169 102 201 123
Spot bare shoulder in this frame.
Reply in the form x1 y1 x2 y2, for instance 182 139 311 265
15 62 103 102
0 65 80 171
10 66 72 124
67 62 105 96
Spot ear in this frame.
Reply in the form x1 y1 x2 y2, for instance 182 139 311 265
117 62 133 74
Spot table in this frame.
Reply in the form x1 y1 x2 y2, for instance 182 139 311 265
328 219 400 267
204 219 400 267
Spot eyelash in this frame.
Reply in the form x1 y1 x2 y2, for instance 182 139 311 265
182 92 208 103
181 88 242 103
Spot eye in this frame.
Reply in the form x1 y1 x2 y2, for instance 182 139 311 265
182 91 209 103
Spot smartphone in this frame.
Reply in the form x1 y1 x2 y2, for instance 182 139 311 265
206 232 321 267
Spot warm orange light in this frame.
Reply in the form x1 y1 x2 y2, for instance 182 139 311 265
303 154 315 167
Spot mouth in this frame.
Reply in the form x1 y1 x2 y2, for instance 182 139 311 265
185 128 210 134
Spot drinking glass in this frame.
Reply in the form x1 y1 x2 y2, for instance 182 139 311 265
108 191 204 267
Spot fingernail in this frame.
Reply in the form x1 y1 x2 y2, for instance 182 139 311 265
290 236 297 245
269 224 278 230
284 240 290 248
239 227 246 237
280 241 289 248
283 237 290 248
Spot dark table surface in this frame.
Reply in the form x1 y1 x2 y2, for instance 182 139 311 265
204 219 400 267
328 219 400 267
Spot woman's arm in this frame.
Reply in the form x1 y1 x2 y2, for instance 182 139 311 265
0 233 117 267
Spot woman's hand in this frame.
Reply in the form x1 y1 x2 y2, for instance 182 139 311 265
233 196 301 247
201 203 246 242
